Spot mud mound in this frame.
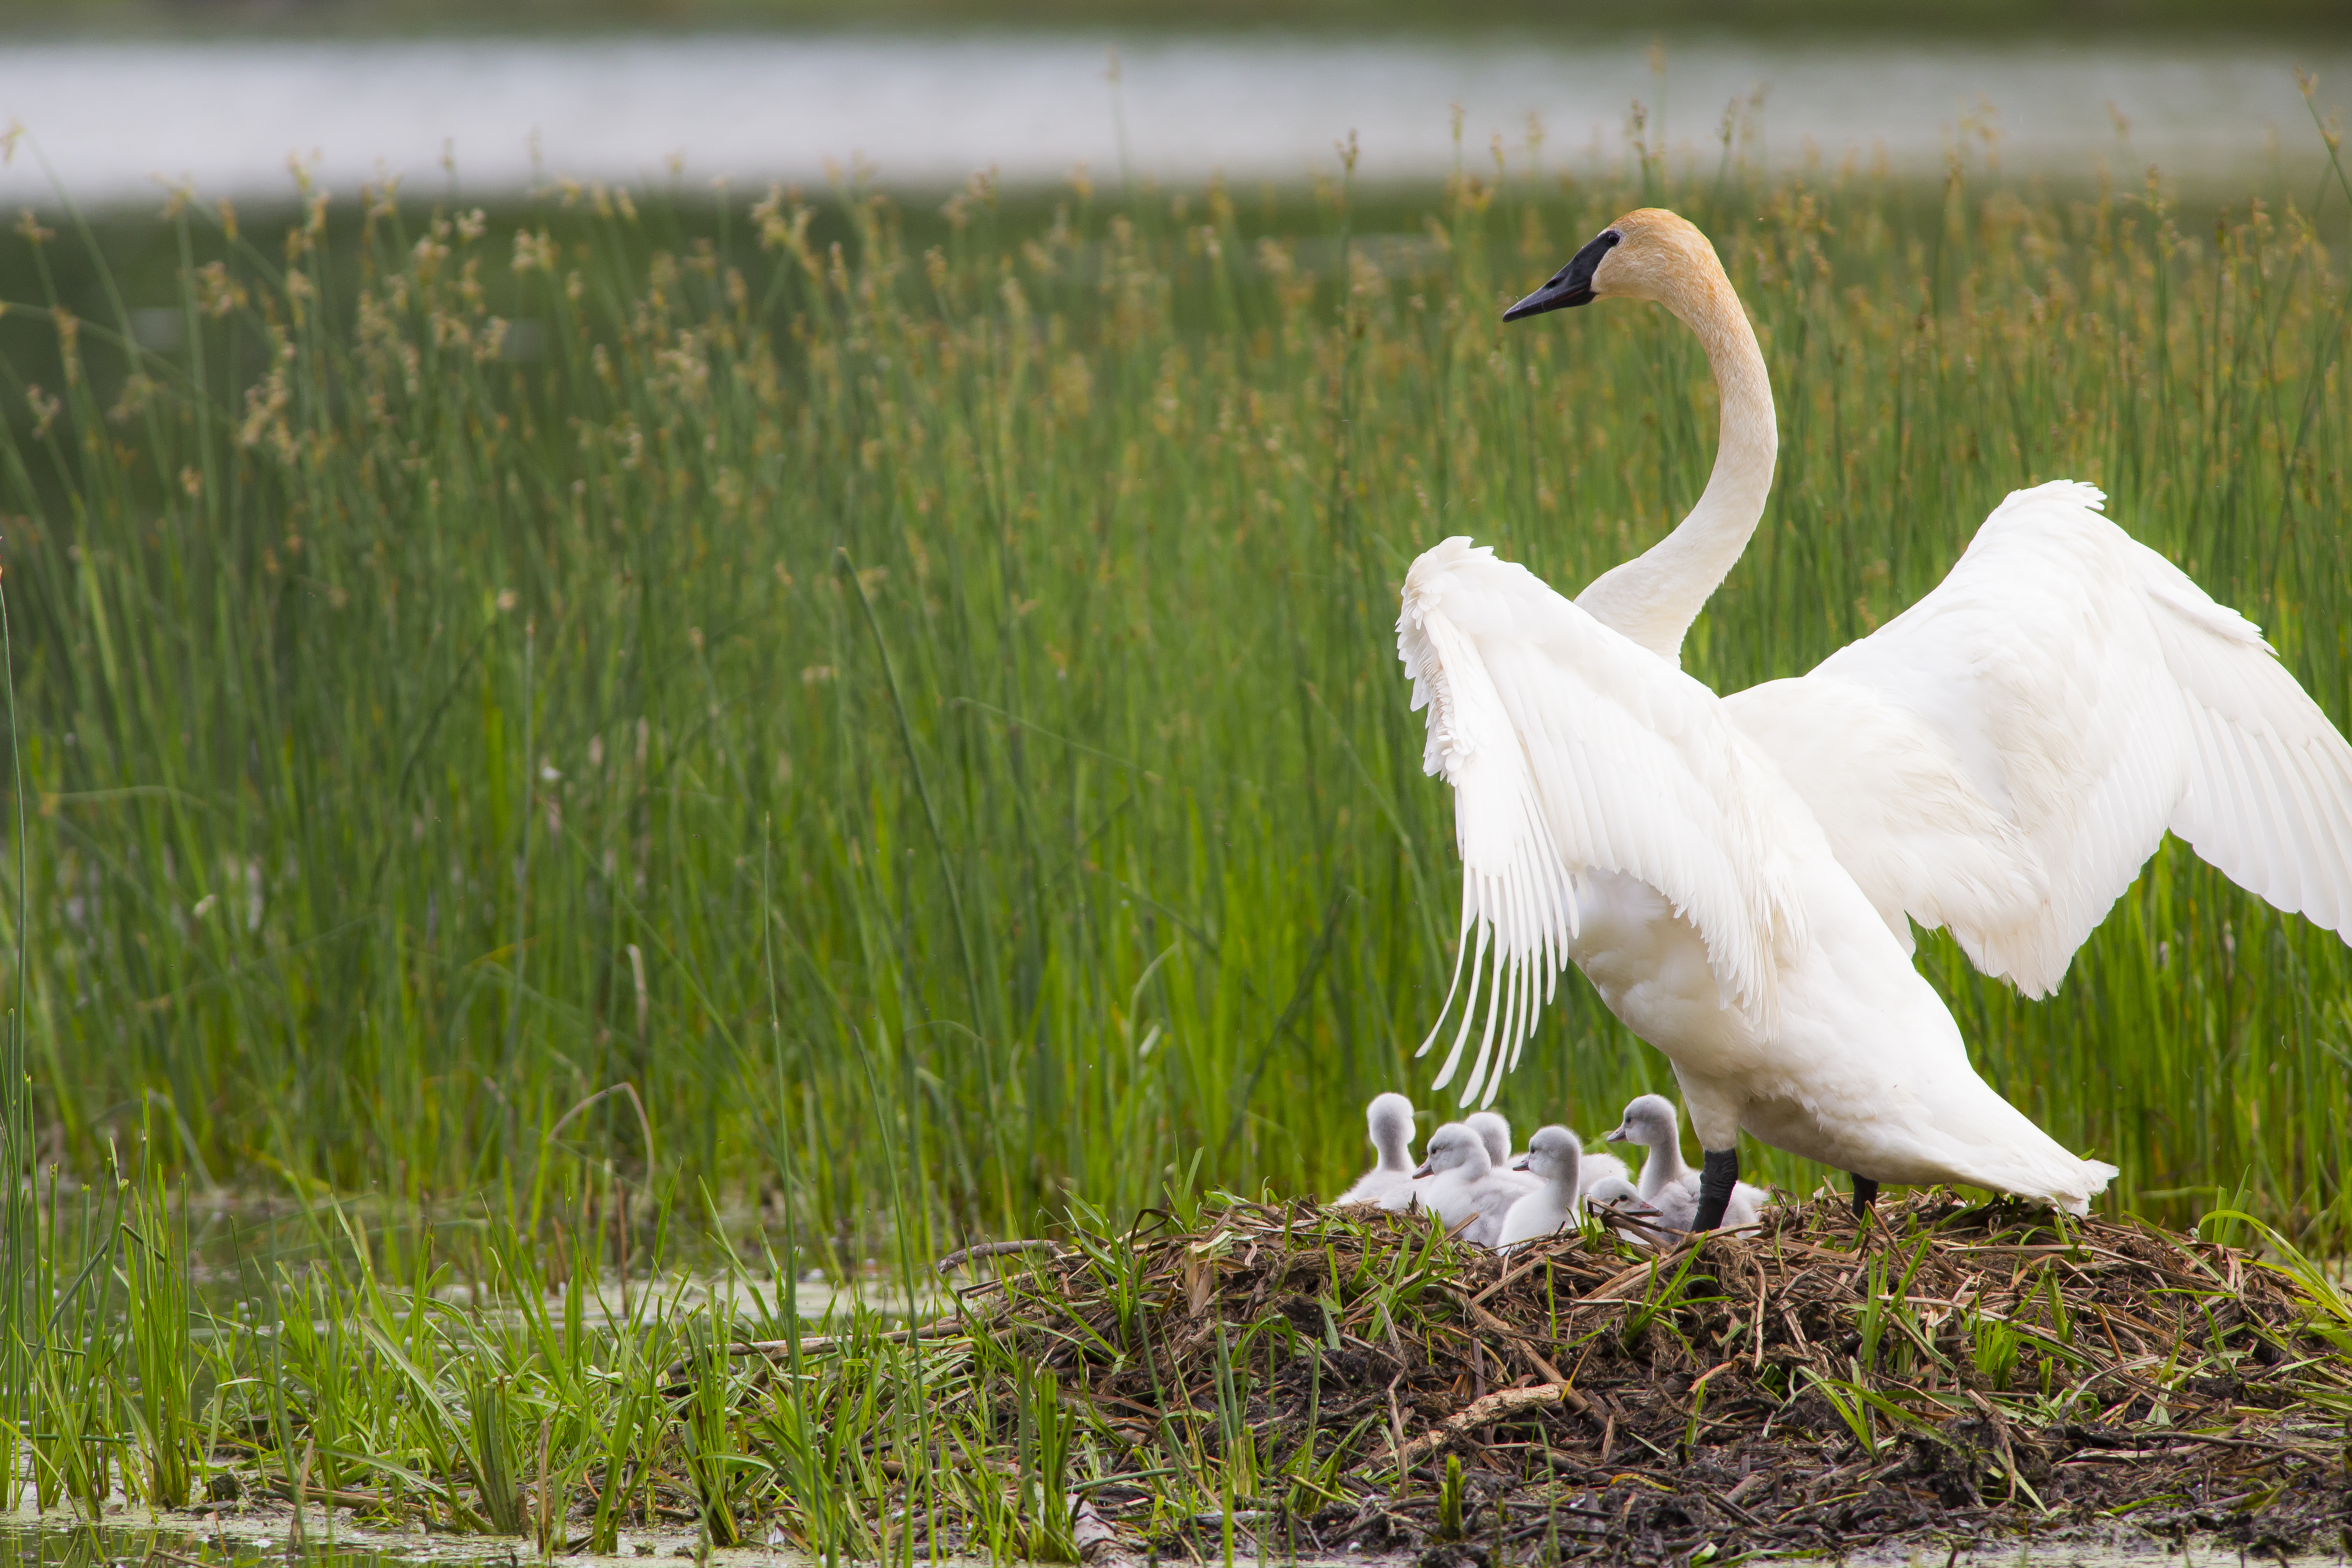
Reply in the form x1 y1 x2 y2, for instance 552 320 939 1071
931 1192 2352 1561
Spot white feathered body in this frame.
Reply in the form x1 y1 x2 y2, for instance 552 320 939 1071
1419 1165 1535 1247
1496 1176 1576 1248
1567 796 2111 1206
1334 1167 1417 1210
1576 1150 1630 1194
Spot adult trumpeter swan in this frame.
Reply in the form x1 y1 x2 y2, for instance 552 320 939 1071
1412 1122 1529 1247
1402 206 2352 1228
1334 1092 1419 1210
1496 1125 1585 1247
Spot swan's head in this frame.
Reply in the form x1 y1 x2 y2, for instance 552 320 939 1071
1503 208 1728 325
1605 1093 1680 1150
1412 1121 1489 1180
1366 1092 1416 1167
1513 1124 1582 1185
1465 1110 1513 1167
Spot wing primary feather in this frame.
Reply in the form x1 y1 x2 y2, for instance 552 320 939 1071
2280 729 2352 924
2220 725 2288 904
1488 876 1514 1105
2206 723 2268 893
1428 916 1488 1091
2240 725 2310 913
2288 740 2352 929
1463 922 1509 1108
1416 895 1480 1061
2260 728 2326 916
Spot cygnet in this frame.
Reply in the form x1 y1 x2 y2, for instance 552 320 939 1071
1576 1146 1632 1195
1465 1110 1539 1203
1582 1174 1684 1246
1605 1094 1695 1197
1477 1106 1626 1194
1411 1122 1528 1247
1497 1126 1585 1247
1334 1093 1419 1210
1605 1094 1768 1225
1466 1111 1513 1166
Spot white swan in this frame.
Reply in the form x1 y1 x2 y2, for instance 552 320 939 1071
1401 206 2352 1226
1606 1094 1766 1222
1411 1122 1529 1247
1334 1092 1419 1210
1496 1125 1584 1247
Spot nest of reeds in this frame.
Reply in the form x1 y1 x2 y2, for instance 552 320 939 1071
897 1191 2352 1563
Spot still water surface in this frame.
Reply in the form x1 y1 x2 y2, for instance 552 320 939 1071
0 34 2347 208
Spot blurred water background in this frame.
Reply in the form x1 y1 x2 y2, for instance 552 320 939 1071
1 31 2350 208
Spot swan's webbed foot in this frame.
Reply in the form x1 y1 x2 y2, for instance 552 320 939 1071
1850 1176 1880 1218
1693 1147 1739 1231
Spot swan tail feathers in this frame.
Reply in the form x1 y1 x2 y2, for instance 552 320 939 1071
2049 1159 2119 1218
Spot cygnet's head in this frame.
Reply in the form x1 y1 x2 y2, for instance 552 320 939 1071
1605 1093 1681 1150
1465 1111 1513 1167
1366 1092 1416 1169
1584 1175 1644 1210
1512 1125 1582 1186
1502 208 1732 328
1412 1122 1490 1180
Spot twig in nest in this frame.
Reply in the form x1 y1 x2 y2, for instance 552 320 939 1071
937 1238 1062 1276
1388 1382 1583 1469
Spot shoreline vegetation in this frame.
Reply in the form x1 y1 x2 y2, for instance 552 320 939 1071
2 1178 2349 1560
0 120 2349 1556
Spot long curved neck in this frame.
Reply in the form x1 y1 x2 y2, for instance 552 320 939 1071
1645 1131 1691 1190
1574 277 1776 666
1550 1160 1580 1202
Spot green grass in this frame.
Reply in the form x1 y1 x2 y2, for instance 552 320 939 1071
0 133 2348 1289
5 1175 2344 1558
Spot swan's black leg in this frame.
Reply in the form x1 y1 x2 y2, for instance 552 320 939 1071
1850 1176 1880 1218
1694 1148 1739 1231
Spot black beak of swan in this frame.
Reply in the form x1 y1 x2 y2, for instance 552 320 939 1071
1510 1155 1531 1171
1503 228 1620 321
1411 1162 1434 1179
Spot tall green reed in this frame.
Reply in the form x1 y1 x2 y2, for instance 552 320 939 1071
1 507 31 1508
0 143 2347 1255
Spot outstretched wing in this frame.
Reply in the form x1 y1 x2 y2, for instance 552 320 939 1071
1399 536 1807 1106
1723 481 2352 995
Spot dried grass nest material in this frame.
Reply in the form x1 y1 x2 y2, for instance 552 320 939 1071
911 1192 2352 1562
